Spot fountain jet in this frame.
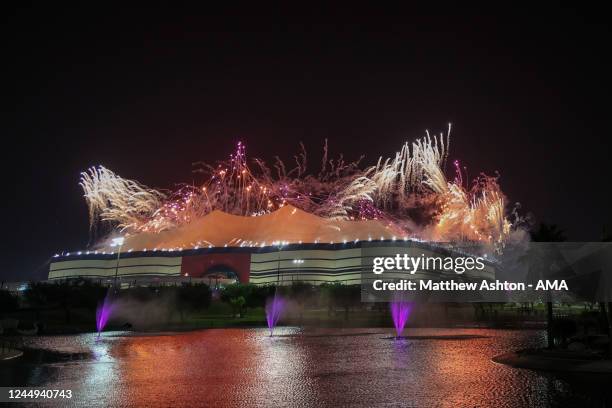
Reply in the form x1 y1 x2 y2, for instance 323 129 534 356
265 293 285 336
96 294 114 338
390 301 412 338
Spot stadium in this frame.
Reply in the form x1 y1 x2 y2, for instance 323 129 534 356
48 205 496 287
47 134 508 288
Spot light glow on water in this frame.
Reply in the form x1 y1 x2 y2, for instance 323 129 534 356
6 329 609 407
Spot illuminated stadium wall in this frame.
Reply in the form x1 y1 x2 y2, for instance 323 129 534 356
49 256 182 280
48 242 495 285
249 247 363 285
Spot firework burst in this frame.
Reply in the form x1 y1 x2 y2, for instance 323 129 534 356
81 125 516 249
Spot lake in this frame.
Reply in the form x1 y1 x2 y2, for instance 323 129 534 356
1 328 610 407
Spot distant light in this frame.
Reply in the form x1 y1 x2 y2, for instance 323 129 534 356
110 237 125 247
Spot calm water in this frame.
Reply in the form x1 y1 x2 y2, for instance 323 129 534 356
2 328 611 407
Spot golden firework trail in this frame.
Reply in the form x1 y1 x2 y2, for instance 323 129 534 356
80 125 515 249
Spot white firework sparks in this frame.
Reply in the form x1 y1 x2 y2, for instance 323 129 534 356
80 125 514 249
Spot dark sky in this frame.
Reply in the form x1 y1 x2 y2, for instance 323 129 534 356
4 5 612 281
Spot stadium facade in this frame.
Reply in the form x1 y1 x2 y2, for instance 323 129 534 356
48 206 495 286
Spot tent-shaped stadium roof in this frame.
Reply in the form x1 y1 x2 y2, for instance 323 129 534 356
119 205 400 250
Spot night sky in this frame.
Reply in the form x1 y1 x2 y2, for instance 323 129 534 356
4 5 611 281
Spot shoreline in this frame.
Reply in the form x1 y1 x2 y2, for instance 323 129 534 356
493 349 612 376
1 315 547 336
0 348 23 361
2 323 544 337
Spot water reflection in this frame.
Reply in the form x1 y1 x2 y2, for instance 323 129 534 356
2 328 610 407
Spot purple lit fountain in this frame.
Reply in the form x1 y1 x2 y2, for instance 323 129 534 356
95 294 114 338
390 301 412 338
265 294 285 336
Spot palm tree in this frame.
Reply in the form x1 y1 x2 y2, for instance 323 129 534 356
530 223 567 349
602 226 612 357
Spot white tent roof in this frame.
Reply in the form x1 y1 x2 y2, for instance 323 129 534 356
120 205 399 250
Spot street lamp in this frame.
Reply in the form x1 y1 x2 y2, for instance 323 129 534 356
110 236 125 290
276 241 287 285
292 259 304 282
